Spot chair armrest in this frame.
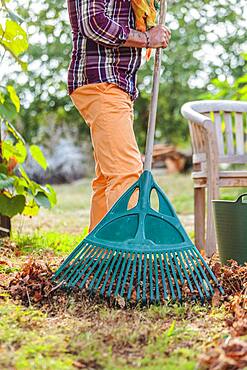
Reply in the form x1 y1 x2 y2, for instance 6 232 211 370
181 101 219 168
181 102 212 129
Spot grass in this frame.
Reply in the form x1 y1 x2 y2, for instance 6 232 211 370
10 229 88 256
1 171 246 369
12 169 247 236
0 299 228 370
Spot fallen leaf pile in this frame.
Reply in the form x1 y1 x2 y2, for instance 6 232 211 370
7 257 103 315
199 338 247 370
211 259 247 297
9 258 54 304
198 259 247 369
211 259 247 337
0 238 21 257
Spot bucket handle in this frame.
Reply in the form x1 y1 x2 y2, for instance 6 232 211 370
236 193 247 203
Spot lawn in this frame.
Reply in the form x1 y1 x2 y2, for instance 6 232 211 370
0 170 246 370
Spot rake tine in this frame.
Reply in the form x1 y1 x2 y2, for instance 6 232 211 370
149 253 154 303
189 249 214 295
167 252 182 302
127 253 138 301
94 250 114 291
172 252 185 284
53 241 88 279
59 243 91 283
163 253 176 301
56 243 89 282
100 252 119 297
89 250 111 292
119 255 132 297
142 253 147 304
136 254 143 302
181 250 205 302
69 246 101 286
114 252 128 297
177 251 195 297
194 248 224 295
158 253 168 301
79 248 106 289
68 246 99 287
184 250 211 300
106 253 124 298
153 253 160 303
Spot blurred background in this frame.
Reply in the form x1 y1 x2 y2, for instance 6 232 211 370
1 0 246 183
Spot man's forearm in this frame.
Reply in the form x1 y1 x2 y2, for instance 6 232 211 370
123 29 147 48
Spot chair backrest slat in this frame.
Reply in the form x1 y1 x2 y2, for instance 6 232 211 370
224 112 234 155
214 112 225 156
181 100 247 165
235 112 244 155
189 121 206 154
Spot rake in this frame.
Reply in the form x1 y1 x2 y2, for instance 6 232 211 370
53 0 224 304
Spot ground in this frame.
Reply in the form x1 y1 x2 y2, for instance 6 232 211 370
0 170 246 370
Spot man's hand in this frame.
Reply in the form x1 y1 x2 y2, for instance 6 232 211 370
123 26 171 49
147 25 171 48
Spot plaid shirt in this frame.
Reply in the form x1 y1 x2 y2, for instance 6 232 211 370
67 0 142 100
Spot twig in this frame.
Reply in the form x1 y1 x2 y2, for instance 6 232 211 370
26 286 32 307
46 280 64 296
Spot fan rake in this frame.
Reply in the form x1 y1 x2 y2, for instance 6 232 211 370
53 0 224 305
53 171 224 304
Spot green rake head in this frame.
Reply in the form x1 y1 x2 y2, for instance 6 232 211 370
53 171 224 304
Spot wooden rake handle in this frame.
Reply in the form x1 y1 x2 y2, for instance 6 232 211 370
143 0 168 171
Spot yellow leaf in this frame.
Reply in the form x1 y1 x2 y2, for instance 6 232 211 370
0 19 28 57
7 85 20 112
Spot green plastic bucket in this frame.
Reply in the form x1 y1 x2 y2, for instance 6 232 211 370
213 194 247 265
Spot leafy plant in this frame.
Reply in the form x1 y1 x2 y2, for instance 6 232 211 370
201 53 247 101
0 0 56 220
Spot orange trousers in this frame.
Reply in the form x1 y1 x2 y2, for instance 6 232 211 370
70 82 143 232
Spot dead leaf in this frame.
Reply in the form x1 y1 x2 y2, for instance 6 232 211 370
115 294 126 309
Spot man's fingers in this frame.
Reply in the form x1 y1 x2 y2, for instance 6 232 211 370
164 31 171 40
162 33 170 45
161 30 171 41
162 40 168 48
161 25 171 34
165 26 171 34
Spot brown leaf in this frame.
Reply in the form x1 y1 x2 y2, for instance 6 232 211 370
212 288 222 307
198 338 247 370
73 360 84 369
0 260 11 266
115 294 126 309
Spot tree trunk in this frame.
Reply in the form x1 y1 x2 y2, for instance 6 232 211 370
0 120 11 237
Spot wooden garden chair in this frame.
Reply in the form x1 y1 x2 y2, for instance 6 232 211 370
181 100 247 256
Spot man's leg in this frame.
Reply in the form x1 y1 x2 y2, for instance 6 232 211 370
70 84 108 231
90 84 143 211
89 151 107 231
70 82 143 231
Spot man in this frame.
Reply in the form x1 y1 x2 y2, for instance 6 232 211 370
67 0 171 232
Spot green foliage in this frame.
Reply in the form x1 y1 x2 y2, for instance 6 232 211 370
6 85 20 112
0 85 20 121
0 120 57 217
201 53 247 100
0 193 25 217
0 16 28 69
29 144 48 170
0 0 57 220
2 0 245 149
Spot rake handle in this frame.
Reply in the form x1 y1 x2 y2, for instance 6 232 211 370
143 0 168 171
